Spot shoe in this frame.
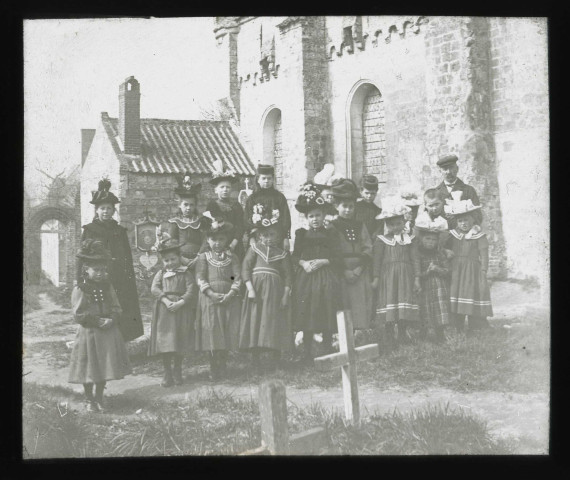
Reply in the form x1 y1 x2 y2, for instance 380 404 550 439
85 400 100 413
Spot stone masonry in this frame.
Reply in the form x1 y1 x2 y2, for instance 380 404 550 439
213 16 549 292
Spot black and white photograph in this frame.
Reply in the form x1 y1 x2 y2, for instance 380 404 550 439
22 15 550 457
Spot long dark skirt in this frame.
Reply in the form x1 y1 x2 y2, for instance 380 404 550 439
292 266 340 333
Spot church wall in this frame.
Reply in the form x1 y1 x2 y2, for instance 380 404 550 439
230 16 548 286
488 18 549 296
326 16 429 199
236 17 310 234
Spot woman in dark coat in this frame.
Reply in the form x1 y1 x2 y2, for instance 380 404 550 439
77 179 144 342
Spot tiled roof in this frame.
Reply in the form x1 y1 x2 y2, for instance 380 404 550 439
101 113 255 175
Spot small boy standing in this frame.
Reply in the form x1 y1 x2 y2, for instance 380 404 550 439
414 217 451 343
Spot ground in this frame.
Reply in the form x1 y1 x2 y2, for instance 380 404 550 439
22 280 549 456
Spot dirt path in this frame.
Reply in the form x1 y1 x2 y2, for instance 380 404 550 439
23 292 549 454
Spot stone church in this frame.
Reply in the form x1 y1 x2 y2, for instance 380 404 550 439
212 15 549 292
74 16 548 299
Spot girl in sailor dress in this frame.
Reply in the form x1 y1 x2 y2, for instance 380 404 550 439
444 201 493 333
148 240 197 387
372 205 421 347
195 220 242 380
239 209 293 373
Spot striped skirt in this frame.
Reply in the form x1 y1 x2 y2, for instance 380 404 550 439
375 261 419 323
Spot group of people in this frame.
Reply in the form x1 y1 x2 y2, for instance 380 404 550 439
68 155 493 413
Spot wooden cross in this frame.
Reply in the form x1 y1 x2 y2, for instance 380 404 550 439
239 380 327 455
314 310 380 426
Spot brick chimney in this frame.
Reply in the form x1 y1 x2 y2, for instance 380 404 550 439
119 76 141 155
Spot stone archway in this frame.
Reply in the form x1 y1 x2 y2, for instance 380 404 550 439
346 80 386 186
25 205 78 286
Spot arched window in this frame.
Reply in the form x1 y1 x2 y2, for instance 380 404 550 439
262 107 283 190
347 82 386 186
40 219 61 286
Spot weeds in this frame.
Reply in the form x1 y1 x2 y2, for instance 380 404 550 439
22 383 517 457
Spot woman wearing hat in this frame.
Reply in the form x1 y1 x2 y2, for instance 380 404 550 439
204 160 246 260
148 238 197 387
329 179 374 330
78 179 143 342
195 219 242 380
443 199 493 334
69 239 132 412
168 173 210 270
292 183 343 362
243 164 292 251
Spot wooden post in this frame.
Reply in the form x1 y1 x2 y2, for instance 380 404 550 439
258 380 290 455
338 310 360 425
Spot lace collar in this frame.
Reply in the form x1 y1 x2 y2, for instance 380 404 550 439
251 241 288 263
205 250 232 267
450 227 484 240
377 233 414 246
168 216 203 230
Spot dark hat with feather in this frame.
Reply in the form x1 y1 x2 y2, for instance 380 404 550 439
295 183 327 214
174 173 202 198
156 237 186 255
90 178 120 205
210 160 238 186
330 178 359 200
202 203 234 237
76 239 113 262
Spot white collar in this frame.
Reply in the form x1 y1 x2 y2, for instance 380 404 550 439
450 227 484 240
377 233 414 246
251 241 288 263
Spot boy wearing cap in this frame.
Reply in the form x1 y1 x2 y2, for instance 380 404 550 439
355 174 383 238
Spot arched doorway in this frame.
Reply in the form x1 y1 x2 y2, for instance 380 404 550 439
25 206 77 287
262 107 283 191
346 81 386 186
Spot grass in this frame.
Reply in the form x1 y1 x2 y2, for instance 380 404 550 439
23 277 549 396
124 321 549 395
22 383 517 458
